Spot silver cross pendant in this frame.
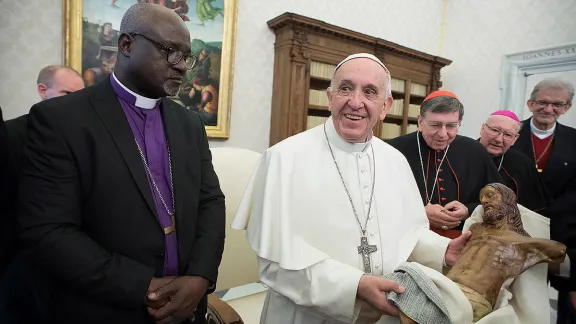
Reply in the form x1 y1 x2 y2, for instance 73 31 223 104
357 236 377 273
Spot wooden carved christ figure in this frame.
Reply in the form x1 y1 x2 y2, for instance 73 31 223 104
446 183 566 322
397 183 566 324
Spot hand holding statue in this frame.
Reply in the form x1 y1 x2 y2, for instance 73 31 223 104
357 275 405 317
444 231 472 266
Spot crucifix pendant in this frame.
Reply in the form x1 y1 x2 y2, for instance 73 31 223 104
357 236 378 274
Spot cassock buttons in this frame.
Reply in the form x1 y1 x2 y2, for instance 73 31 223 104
440 187 445 191
441 197 446 201
565 162 568 166
370 232 375 236
437 159 441 162
363 184 369 189
361 170 366 173
358 154 363 159
369 216 373 220
375 264 381 269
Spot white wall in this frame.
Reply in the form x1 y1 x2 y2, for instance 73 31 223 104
3 0 575 152
442 0 576 138
0 0 62 118
0 0 443 153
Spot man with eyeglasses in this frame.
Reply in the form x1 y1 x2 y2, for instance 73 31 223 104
16 3 225 324
387 90 502 239
478 110 550 212
512 78 576 324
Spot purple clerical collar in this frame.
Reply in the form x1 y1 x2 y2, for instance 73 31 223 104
110 73 160 109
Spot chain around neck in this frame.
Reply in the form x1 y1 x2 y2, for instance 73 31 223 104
323 123 376 237
134 139 176 217
416 131 450 205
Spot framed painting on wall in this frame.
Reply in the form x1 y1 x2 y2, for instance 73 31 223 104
63 0 238 138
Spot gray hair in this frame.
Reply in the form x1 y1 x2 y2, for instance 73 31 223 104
37 65 81 87
329 62 392 98
530 78 574 104
420 96 464 120
120 3 157 34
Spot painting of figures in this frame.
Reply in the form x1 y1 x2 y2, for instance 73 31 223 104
64 0 237 138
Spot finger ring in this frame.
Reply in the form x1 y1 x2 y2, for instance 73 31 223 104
441 225 448 230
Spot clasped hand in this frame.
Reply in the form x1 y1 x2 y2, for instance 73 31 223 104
145 276 210 324
426 201 468 230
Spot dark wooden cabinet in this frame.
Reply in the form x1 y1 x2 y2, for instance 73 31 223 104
267 12 452 146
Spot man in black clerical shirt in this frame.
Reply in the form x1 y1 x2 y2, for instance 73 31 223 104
13 4 225 323
512 78 576 324
387 90 502 239
478 110 550 212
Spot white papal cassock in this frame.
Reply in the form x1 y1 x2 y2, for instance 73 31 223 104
232 117 451 324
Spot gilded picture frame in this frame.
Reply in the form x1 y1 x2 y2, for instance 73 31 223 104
63 0 238 139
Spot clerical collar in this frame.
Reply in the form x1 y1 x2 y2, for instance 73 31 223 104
110 73 161 109
324 116 372 153
530 118 555 139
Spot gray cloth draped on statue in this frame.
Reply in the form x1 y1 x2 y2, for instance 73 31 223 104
382 262 451 324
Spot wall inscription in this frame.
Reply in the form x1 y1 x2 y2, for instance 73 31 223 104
522 47 576 61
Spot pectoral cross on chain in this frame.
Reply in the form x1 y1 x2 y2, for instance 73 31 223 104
358 236 377 274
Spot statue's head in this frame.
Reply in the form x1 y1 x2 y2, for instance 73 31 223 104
480 183 530 236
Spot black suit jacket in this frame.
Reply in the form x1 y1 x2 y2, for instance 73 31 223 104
1 114 28 273
17 79 226 323
0 106 17 277
5 114 28 172
514 118 576 207
513 118 576 291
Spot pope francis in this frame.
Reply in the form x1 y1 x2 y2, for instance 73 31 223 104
231 53 471 324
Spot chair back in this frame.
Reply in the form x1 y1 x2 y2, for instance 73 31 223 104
210 147 261 291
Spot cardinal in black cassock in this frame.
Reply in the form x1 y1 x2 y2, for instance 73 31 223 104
386 90 502 239
478 110 551 213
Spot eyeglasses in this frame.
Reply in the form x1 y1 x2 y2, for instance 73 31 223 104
483 123 518 141
531 100 569 110
130 32 198 70
421 117 460 132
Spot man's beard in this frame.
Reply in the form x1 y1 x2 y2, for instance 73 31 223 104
483 205 507 225
163 81 181 97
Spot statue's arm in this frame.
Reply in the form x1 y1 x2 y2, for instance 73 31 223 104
521 239 566 269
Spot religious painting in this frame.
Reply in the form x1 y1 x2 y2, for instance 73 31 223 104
63 0 238 138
